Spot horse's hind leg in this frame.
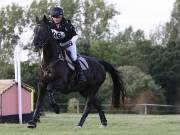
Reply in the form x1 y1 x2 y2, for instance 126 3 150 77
92 96 107 127
77 96 93 128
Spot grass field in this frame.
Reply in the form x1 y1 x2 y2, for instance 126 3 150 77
0 113 180 135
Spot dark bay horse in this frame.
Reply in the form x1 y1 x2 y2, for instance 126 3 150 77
28 15 125 128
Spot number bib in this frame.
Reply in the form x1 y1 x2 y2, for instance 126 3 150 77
51 29 66 40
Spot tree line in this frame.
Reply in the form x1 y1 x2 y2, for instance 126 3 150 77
0 0 180 107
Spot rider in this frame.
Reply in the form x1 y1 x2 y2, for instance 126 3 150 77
49 7 87 82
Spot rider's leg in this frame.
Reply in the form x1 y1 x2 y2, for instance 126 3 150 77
73 59 87 82
66 36 87 82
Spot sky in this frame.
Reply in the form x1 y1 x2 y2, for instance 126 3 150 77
0 0 176 35
110 0 176 35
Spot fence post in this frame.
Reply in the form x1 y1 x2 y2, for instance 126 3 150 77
144 104 147 115
77 101 80 114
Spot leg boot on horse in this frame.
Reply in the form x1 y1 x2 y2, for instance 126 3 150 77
47 83 60 114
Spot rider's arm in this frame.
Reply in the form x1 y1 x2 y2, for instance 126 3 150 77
64 19 77 36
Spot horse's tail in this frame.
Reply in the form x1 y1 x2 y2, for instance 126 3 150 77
99 60 125 108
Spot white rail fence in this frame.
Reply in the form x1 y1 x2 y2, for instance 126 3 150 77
56 103 180 115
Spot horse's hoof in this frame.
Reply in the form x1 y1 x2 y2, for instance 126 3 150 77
75 125 82 129
54 107 60 114
50 104 60 114
37 119 41 123
27 121 37 128
100 124 107 128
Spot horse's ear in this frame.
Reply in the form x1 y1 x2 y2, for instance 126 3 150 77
43 15 48 23
35 16 40 24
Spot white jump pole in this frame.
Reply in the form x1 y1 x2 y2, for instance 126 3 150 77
14 45 22 124
14 48 18 82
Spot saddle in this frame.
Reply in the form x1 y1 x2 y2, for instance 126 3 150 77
58 48 89 71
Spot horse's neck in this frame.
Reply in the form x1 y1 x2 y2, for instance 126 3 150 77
43 39 58 66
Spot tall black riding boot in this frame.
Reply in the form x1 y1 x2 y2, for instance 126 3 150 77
73 60 87 82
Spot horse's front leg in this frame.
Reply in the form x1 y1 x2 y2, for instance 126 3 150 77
47 83 60 114
28 82 46 128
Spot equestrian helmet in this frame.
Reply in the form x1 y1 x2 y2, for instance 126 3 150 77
50 7 64 17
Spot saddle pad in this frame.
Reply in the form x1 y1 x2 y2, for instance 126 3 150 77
78 56 89 70
65 53 89 71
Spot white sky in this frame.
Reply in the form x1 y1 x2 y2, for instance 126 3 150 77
110 0 176 35
0 0 176 35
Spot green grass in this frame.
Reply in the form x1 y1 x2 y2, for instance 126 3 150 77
0 113 180 135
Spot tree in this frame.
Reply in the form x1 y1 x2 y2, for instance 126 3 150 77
132 29 146 44
150 42 180 104
119 66 165 104
89 40 119 64
149 24 171 46
0 62 14 79
26 0 56 21
79 0 119 53
169 0 180 43
148 0 180 104
97 66 165 104
112 27 146 45
0 4 26 63
21 61 39 87
121 26 134 44
60 0 80 21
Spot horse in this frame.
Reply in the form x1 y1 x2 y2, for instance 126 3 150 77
27 15 125 128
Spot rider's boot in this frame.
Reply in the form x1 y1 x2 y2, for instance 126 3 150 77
73 60 87 82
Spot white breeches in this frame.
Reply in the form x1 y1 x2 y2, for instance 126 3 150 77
60 35 78 61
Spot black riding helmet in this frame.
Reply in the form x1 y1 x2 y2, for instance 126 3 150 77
50 7 64 17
